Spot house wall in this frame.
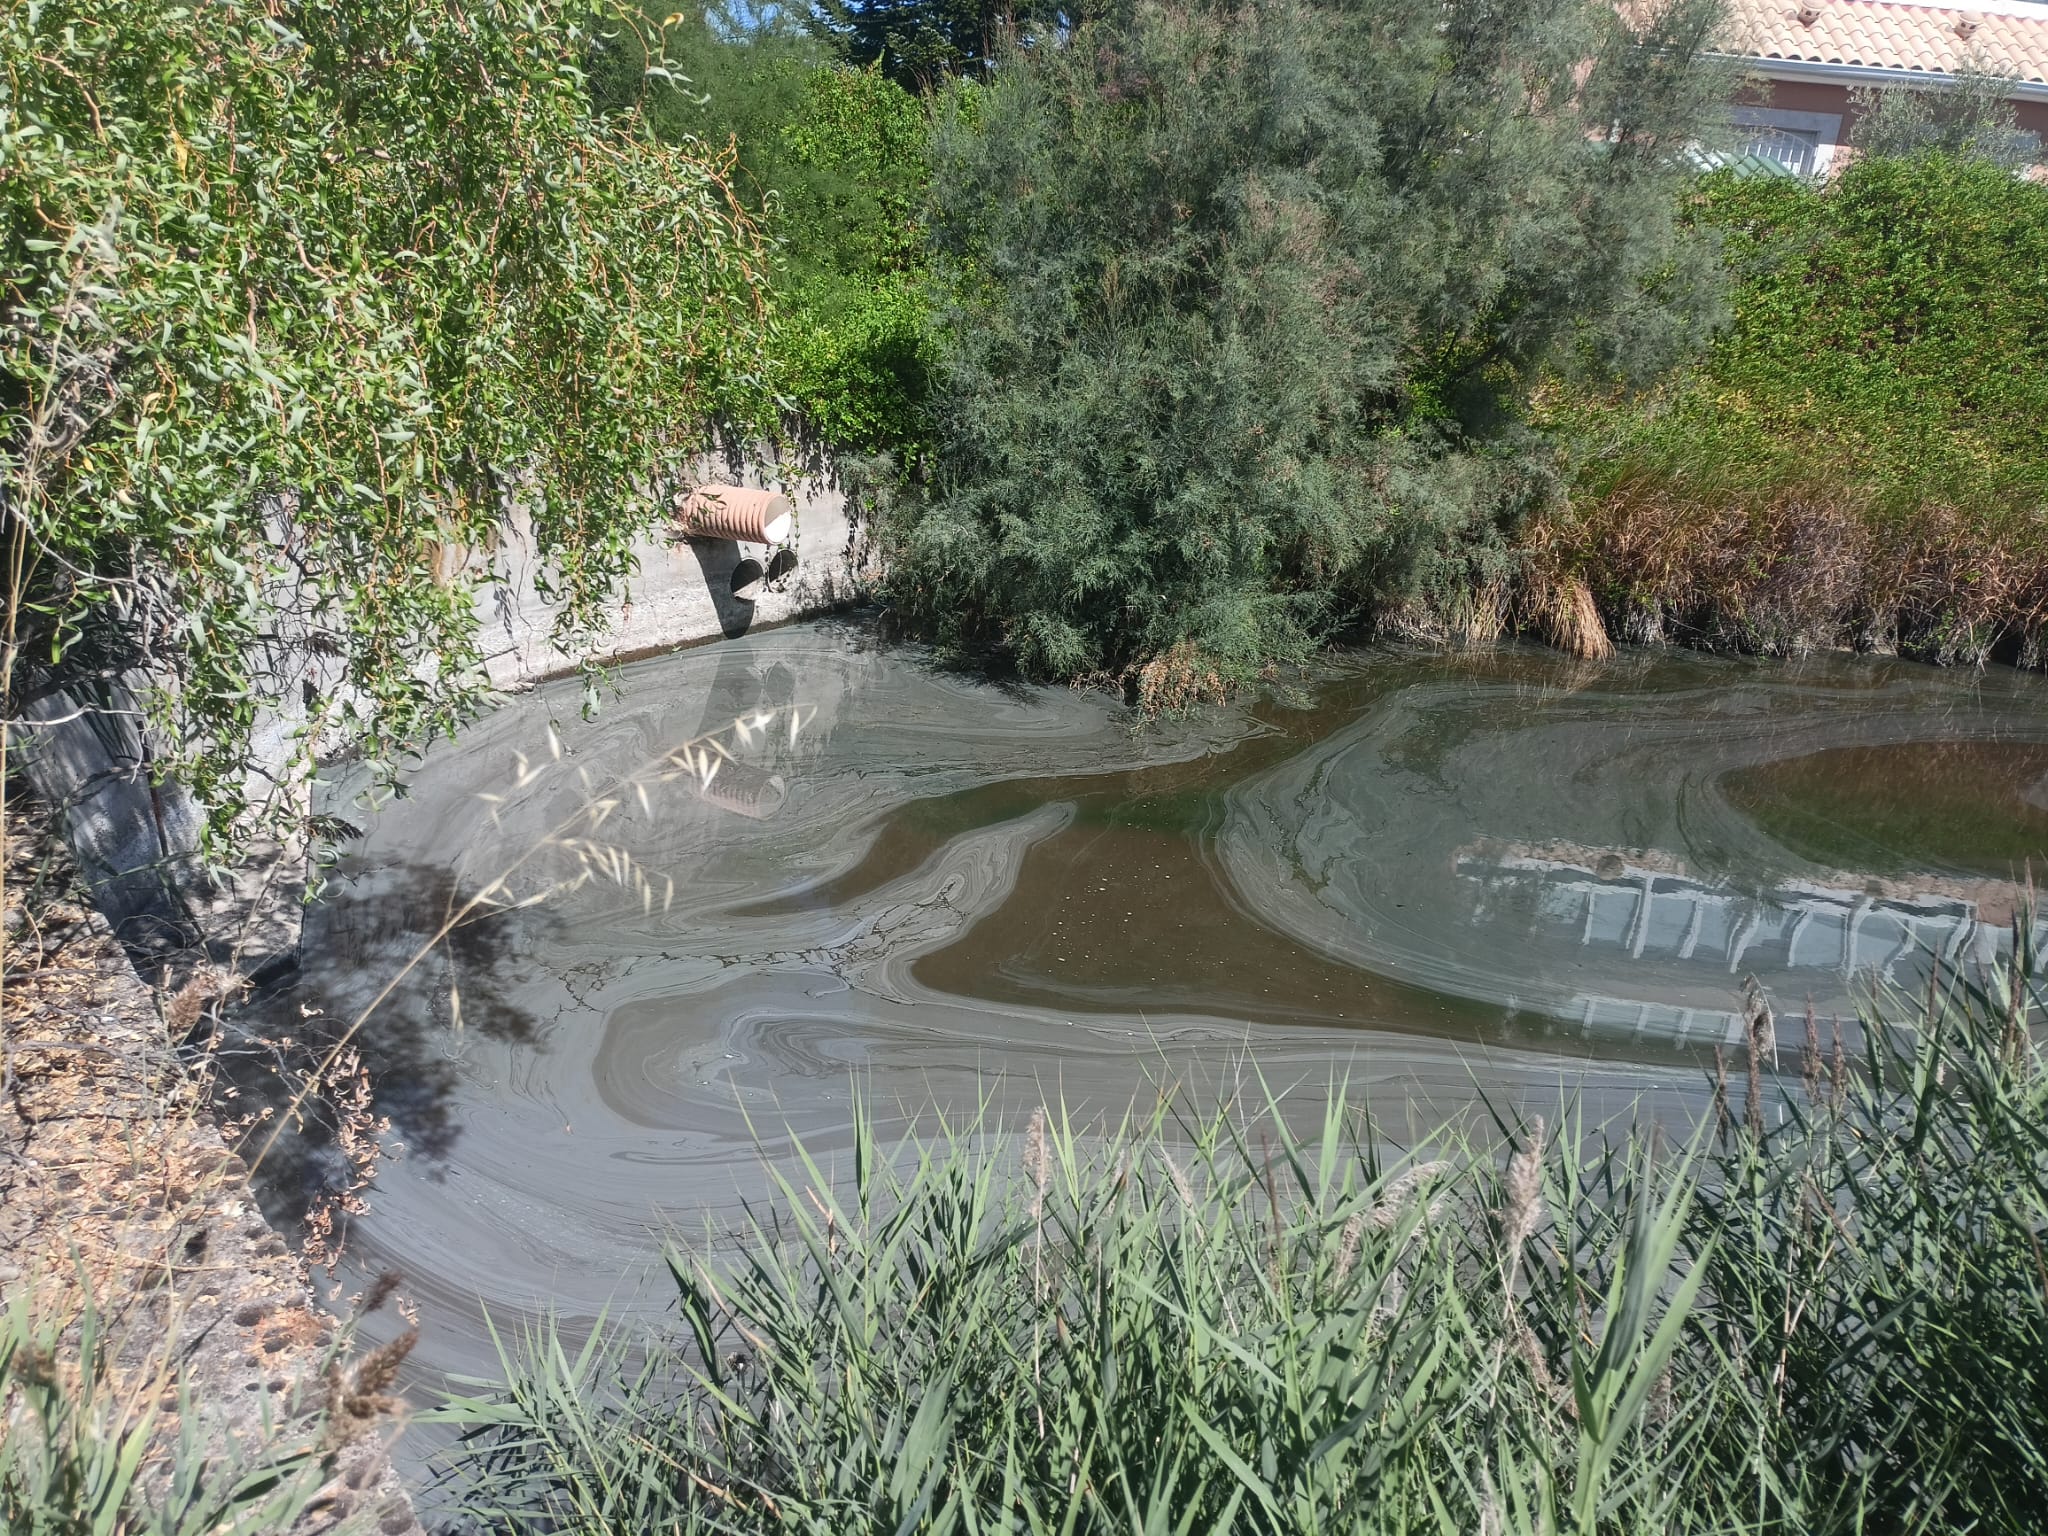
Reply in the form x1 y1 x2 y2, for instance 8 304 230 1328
1736 77 1858 131
1737 75 2048 158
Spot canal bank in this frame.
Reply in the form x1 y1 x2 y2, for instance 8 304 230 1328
0 812 424 1534
9 459 866 987
238 621 2048 1411
3 466 866 1530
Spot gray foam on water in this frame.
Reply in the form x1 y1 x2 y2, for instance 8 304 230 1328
257 624 2048 1403
1217 649 2048 1046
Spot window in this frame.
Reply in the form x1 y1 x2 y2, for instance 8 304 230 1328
1727 105 1845 177
1739 123 1821 175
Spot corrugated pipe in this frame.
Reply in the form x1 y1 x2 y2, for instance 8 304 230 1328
675 484 793 545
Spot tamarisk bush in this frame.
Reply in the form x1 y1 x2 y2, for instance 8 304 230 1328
882 0 1732 689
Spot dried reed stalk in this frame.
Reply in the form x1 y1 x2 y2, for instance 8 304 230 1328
1744 979 1776 1138
1500 1117 1546 1298
1544 573 1615 660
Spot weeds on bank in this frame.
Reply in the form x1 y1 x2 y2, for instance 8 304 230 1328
435 935 2048 1534
0 1287 334 1535
1533 155 2048 666
0 1254 443 1533
1528 487 2048 663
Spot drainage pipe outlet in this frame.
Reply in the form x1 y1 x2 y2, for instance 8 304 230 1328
676 485 793 545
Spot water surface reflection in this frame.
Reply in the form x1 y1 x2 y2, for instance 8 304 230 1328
251 623 2048 1391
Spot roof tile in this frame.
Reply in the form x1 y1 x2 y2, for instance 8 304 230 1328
1719 0 2048 86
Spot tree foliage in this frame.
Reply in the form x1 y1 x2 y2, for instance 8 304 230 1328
1550 153 2048 660
1849 68 2045 172
0 0 775 842
592 5 937 449
807 0 1100 85
768 63 940 450
882 0 1732 687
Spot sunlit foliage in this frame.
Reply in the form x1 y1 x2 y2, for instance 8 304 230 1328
1549 153 2048 661
881 0 1732 687
0 0 775 841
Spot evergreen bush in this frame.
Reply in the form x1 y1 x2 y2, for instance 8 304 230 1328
1550 152 2048 659
881 0 1731 687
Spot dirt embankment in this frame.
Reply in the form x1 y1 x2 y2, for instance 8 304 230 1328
2 810 423 1534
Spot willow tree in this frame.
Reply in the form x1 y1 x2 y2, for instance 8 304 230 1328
886 0 1731 687
1 0 775 843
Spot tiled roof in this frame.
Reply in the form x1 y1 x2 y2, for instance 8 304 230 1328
1721 0 2048 88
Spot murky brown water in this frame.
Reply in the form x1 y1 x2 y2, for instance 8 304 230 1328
250 620 2048 1392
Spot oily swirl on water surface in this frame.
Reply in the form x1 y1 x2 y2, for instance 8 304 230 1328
253 624 2048 1399
1215 647 2048 1049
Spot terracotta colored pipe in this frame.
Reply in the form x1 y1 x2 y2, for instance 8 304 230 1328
675 484 792 545
698 763 786 820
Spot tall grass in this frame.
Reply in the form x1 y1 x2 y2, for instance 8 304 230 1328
1694 957 2048 1530
1537 155 2048 665
0 1288 334 1535
431 937 2048 1534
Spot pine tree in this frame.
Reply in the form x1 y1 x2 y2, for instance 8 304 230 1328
807 0 1100 84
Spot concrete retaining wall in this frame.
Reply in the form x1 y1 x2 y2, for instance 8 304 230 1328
11 460 866 976
478 461 864 688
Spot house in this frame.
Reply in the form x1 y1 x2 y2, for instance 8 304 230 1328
1718 0 2048 173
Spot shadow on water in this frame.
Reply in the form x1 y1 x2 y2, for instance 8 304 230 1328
220 861 560 1232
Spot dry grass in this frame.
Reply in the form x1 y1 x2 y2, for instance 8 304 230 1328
1450 581 1512 649
1130 639 1233 713
0 815 420 1533
1519 565 1614 661
1530 484 2048 664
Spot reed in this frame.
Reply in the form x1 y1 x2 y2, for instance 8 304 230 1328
435 940 2048 1535
0 1285 356 1534
1530 484 2048 665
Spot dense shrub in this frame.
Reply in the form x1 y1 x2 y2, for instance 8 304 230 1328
594 8 938 451
809 0 1101 86
438 950 2048 1533
1548 153 2048 660
879 0 1731 688
0 0 775 843
770 65 940 451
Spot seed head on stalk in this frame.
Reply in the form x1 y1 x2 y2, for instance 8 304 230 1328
1501 1116 1545 1294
